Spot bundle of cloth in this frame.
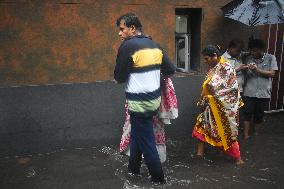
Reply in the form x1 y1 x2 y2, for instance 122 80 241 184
119 78 178 163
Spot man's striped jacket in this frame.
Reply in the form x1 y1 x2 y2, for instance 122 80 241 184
114 35 175 117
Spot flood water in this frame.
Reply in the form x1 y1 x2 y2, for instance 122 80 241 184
0 113 283 189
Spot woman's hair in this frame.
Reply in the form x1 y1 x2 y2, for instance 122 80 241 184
116 13 143 32
202 45 221 57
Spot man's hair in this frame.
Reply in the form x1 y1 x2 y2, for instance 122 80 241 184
202 45 221 57
116 13 142 32
228 39 244 50
248 39 266 50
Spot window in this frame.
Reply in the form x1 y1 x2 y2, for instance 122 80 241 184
175 8 202 72
176 34 189 70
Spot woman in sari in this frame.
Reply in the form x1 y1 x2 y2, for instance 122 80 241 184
120 77 178 163
192 45 244 165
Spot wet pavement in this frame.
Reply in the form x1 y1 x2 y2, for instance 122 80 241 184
0 113 284 189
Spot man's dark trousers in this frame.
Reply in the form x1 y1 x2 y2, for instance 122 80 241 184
128 114 164 182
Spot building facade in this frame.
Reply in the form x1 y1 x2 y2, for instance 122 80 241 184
0 0 264 85
0 0 265 156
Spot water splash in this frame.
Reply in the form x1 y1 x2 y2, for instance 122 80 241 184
75 147 84 150
172 164 190 169
177 179 193 185
26 167 36 178
197 176 211 182
211 178 220 182
123 180 154 189
251 176 275 184
166 139 179 148
99 146 125 163
259 168 270 172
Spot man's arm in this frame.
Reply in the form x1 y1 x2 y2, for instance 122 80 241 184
235 64 248 72
255 68 275 77
114 43 132 83
249 55 278 78
160 49 176 76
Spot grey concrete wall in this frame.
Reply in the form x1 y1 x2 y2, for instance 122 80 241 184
0 76 203 157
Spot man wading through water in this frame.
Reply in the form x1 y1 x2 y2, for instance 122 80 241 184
114 13 175 183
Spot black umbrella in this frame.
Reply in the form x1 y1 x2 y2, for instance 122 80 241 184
222 0 284 26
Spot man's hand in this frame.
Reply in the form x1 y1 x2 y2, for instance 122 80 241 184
235 64 248 72
239 64 248 70
248 63 257 70
247 63 275 77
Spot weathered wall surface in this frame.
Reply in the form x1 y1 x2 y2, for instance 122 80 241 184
0 0 263 85
0 0 174 85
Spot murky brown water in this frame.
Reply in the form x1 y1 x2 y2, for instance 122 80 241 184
0 113 283 189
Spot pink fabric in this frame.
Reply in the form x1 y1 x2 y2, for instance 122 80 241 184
192 129 241 160
160 78 178 113
192 129 206 142
119 102 131 152
224 142 241 160
119 106 166 153
119 78 178 153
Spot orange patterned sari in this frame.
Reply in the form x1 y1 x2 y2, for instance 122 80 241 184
192 58 242 160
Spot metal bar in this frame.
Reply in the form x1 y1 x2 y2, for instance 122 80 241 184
264 109 284 113
275 24 283 109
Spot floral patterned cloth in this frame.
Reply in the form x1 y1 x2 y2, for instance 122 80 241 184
119 78 178 162
159 78 178 124
192 57 242 159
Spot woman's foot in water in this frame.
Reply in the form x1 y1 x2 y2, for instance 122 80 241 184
236 158 245 165
196 141 205 157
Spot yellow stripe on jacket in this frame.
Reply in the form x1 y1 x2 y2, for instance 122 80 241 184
131 48 163 68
